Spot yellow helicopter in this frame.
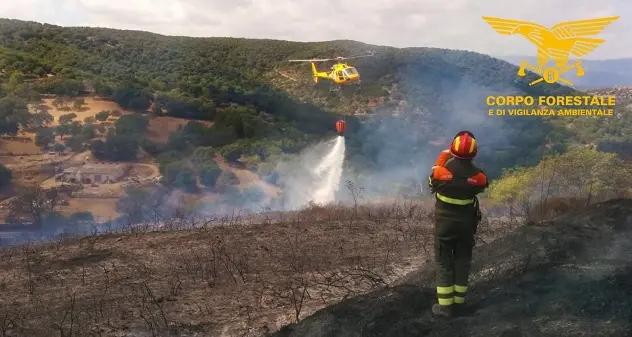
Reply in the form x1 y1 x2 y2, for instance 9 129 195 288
288 52 374 91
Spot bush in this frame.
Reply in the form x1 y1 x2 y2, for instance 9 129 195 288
174 168 197 193
199 164 222 187
69 211 94 222
487 147 632 222
191 146 216 166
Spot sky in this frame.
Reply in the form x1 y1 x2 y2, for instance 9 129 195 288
1 0 630 59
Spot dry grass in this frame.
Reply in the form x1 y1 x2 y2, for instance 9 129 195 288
146 116 213 144
31 97 124 126
214 154 281 197
0 138 40 155
59 197 120 221
0 201 439 336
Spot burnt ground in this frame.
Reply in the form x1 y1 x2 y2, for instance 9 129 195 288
0 202 443 336
273 199 632 337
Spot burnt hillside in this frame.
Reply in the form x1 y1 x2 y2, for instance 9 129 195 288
273 199 632 337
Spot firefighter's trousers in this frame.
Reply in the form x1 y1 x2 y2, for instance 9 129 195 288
435 218 475 307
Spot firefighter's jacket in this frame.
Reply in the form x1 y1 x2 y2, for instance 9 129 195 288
428 156 488 223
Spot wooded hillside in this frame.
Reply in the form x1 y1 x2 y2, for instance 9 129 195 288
0 18 629 184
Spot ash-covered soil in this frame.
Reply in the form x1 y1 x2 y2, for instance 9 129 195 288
273 199 632 337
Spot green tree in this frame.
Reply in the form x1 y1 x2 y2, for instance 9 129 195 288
35 127 55 148
90 135 139 161
174 168 197 192
0 96 30 136
95 110 110 121
31 111 54 128
219 142 247 163
115 114 148 135
68 121 83 137
6 71 25 94
53 143 66 154
163 162 182 184
90 139 106 158
82 123 96 139
191 146 217 165
167 131 188 152
116 188 150 224
58 112 77 124
199 164 222 187
56 123 70 139
0 164 12 188
65 136 85 152
182 121 211 146
52 96 67 109
72 98 85 111
157 151 182 174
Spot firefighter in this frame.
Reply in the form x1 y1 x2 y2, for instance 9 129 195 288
428 131 488 318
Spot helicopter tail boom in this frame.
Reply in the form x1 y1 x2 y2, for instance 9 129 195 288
311 62 318 83
311 62 329 83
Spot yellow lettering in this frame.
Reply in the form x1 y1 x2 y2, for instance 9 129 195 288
607 96 616 106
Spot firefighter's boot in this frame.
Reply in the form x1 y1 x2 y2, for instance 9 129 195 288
432 304 452 318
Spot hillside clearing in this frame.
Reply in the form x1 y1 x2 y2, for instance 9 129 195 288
146 116 213 144
30 97 125 126
0 137 40 155
60 197 120 221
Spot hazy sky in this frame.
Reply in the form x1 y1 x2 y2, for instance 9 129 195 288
1 0 630 59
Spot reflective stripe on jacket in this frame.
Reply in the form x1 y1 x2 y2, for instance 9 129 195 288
428 157 488 221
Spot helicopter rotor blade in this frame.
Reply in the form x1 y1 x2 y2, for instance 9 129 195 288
334 52 375 60
288 58 335 62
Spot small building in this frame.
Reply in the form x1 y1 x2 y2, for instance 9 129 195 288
60 164 125 184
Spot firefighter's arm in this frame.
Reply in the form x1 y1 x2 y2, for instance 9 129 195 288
429 166 452 193
433 149 452 168
467 171 488 195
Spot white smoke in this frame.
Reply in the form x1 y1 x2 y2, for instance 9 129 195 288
275 136 346 209
311 136 345 204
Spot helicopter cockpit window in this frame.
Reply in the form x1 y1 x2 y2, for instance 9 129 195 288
344 68 358 76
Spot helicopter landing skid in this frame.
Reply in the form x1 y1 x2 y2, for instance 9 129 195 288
329 84 341 92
